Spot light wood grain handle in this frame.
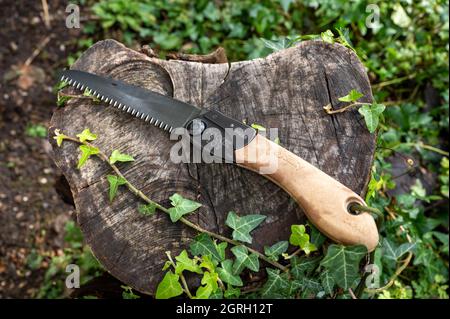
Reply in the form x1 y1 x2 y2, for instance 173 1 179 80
235 134 379 252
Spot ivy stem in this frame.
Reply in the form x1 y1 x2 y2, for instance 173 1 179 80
166 251 192 298
364 206 413 294
323 102 371 114
57 92 94 100
283 248 301 260
399 142 449 156
217 278 226 292
60 134 288 273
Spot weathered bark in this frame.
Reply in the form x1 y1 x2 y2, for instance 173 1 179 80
49 39 375 295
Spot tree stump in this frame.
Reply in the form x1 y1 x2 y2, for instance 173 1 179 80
49 39 375 295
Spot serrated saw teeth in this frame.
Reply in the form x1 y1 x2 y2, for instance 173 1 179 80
58 73 175 133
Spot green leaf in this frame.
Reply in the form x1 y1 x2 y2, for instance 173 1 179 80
358 103 385 133
76 128 97 142
199 255 217 272
290 255 321 279
320 271 335 296
53 129 67 147
230 245 259 274
382 238 416 261
260 268 290 298
224 284 241 299
309 223 327 249
260 37 296 52
225 211 266 244
174 250 202 275
279 0 294 12
391 3 411 28
289 225 317 254
77 144 100 169
320 245 367 290
209 289 223 299
109 150 135 165
321 29 335 44
138 203 157 216
264 241 289 262
411 179 426 198
194 271 219 299
250 123 266 131
106 174 127 202
215 241 227 262
57 95 71 107
189 233 222 262
54 80 69 92
338 89 364 102
167 193 202 222
432 231 449 254
217 259 243 286
298 277 322 297
155 271 183 299
335 27 355 51
25 124 47 138
121 285 140 299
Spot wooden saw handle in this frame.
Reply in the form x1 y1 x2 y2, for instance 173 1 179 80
234 134 379 252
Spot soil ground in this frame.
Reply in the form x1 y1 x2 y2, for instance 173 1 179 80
0 0 81 298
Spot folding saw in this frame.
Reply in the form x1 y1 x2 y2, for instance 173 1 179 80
59 70 379 251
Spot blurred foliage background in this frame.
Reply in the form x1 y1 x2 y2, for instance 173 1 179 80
42 0 448 299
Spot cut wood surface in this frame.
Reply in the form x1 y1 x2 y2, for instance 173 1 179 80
49 39 376 295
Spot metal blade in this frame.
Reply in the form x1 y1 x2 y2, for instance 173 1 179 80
59 70 202 132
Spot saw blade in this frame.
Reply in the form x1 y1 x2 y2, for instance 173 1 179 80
59 70 202 132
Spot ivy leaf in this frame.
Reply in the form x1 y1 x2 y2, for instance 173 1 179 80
121 285 140 299
168 193 202 222
260 37 295 52
230 245 259 274
320 271 336 296
217 259 243 286
106 174 127 202
279 0 295 13
194 271 219 299
391 3 411 28
289 225 317 254
309 223 327 249
155 271 183 299
338 89 364 102
250 123 266 131
109 149 135 165
138 203 157 216
54 80 69 92
290 255 321 279
53 129 67 147
320 245 367 290
335 27 355 51
358 103 385 133
209 289 223 299
189 233 222 262
264 241 289 262
382 238 416 261
77 144 99 169
76 128 97 142
199 255 217 272
57 95 71 107
174 250 202 275
298 277 323 297
225 211 266 244
260 268 290 298
224 284 241 299
215 241 227 262
411 179 426 198
320 29 335 43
